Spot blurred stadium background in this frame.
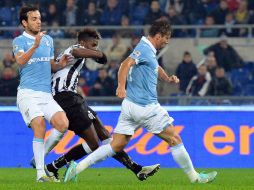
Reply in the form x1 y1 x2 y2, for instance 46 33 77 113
1 0 254 189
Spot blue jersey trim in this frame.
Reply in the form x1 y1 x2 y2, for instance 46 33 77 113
33 138 44 143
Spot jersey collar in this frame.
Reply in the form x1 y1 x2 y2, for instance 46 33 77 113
23 31 36 40
141 36 157 54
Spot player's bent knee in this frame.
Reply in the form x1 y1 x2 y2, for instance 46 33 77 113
169 134 182 146
51 112 69 133
30 117 46 138
111 142 125 153
112 145 124 153
57 119 68 133
31 117 45 130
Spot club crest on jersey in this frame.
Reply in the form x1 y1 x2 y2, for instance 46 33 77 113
13 45 18 51
133 51 141 57
45 40 50 46
88 110 95 120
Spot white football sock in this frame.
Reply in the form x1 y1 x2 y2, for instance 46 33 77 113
44 129 64 156
171 143 199 182
76 144 115 174
33 138 46 180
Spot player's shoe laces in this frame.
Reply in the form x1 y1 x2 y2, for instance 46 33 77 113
37 176 55 182
196 171 217 183
44 165 60 182
30 158 36 168
63 160 78 182
136 164 160 181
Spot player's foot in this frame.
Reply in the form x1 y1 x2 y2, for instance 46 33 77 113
30 158 36 168
37 176 55 182
63 161 78 182
196 171 217 183
136 164 160 181
44 165 60 182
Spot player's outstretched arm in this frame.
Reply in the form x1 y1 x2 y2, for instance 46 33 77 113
116 57 135 98
158 66 179 84
14 31 45 65
72 48 107 64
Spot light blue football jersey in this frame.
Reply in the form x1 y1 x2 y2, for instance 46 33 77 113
12 31 54 93
127 36 159 106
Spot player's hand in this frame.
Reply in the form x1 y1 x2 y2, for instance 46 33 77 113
116 86 126 99
58 54 73 67
168 75 179 84
33 31 46 49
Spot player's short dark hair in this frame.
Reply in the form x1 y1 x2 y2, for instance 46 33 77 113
77 28 101 42
148 19 172 37
19 5 39 26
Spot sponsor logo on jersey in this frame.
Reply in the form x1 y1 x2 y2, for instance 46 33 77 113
13 45 19 52
28 57 51 64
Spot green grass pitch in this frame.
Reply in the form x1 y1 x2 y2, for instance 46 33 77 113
0 168 253 190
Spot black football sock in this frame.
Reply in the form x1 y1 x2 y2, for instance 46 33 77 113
47 144 87 172
113 151 142 174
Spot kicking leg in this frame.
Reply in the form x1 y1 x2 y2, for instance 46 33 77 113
94 116 143 171
63 133 130 182
77 133 131 173
93 116 148 178
94 115 160 180
157 124 217 183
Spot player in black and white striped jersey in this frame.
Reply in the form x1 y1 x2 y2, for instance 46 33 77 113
51 43 106 96
45 28 160 181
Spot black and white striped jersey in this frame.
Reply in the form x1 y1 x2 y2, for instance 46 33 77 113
51 44 85 96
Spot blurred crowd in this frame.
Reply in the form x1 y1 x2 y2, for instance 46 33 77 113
1 0 254 38
175 37 254 98
1 35 253 98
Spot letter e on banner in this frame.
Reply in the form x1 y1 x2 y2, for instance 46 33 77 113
204 125 235 155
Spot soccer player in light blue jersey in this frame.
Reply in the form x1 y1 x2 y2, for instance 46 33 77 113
63 20 217 183
12 6 70 182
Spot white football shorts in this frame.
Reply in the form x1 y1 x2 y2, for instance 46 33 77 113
17 89 63 126
114 98 174 135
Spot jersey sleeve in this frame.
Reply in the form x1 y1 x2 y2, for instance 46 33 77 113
129 45 146 65
12 37 25 56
